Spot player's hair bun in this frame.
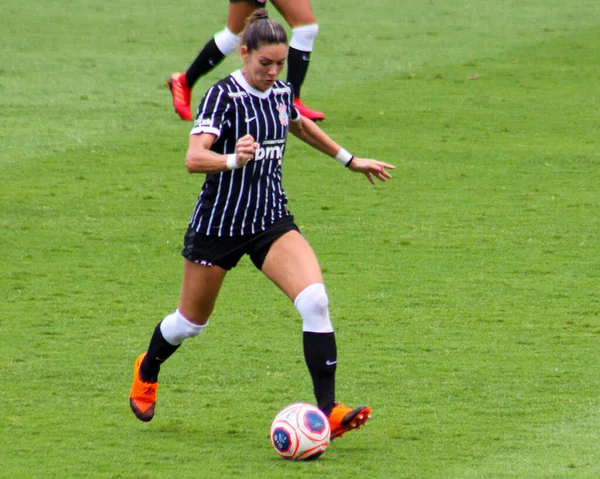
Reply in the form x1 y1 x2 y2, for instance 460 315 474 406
249 8 269 23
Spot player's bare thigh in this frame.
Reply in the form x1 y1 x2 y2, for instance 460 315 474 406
270 0 316 27
261 230 323 302
227 1 261 33
178 258 228 325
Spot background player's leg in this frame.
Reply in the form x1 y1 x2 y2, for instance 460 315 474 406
169 1 257 121
271 0 317 39
185 2 256 88
271 0 324 120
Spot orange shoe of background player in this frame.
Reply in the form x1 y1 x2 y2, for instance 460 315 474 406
327 403 371 440
294 98 325 121
129 353 158 422
167 72 193 121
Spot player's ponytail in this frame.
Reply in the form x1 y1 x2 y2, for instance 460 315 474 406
242 8 288 52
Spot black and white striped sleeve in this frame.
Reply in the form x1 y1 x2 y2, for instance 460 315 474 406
190 86 231 138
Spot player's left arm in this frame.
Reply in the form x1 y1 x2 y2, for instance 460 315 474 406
289 116 395 184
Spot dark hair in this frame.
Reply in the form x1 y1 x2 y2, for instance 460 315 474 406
241 8 288 52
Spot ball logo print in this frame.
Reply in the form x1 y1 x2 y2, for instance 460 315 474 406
304 411 327 434
270 403 331 460
272 427 292 454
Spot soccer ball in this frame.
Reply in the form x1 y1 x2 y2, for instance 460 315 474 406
270 402 331 460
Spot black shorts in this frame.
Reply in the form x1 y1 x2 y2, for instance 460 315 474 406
229 0 267 7
181 216 299 271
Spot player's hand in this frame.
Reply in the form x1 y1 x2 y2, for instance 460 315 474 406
235 134 260 167
347 158 395 185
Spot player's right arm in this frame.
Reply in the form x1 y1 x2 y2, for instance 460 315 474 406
186 133 259 173
186 83 258 173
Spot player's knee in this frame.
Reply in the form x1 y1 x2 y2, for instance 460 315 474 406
294 283 333 333
214 27 241 56
160 309 208 346
290 24 319 52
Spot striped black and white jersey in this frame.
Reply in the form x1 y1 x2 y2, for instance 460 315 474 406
188 70 300 237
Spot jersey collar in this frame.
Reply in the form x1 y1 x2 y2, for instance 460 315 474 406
231 70 272 99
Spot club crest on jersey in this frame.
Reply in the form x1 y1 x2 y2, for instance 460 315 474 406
277 104 289 126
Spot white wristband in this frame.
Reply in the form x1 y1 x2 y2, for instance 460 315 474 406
226 153 239 170
335 148 354 167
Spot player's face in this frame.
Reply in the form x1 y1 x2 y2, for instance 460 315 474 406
241 43 288 92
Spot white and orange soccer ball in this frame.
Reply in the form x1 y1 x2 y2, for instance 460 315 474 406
270 402 331 460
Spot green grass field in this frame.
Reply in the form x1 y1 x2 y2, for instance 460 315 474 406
2 0 600 477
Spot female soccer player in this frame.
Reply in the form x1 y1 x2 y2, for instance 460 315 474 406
168 0 326 121
131 8 394 440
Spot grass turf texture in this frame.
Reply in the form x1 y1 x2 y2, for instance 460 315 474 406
2 0 599 477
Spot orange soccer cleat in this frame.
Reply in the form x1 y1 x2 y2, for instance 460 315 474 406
167 72 193 121
294 98 325 121
327 403 371 440
129 353 158 422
